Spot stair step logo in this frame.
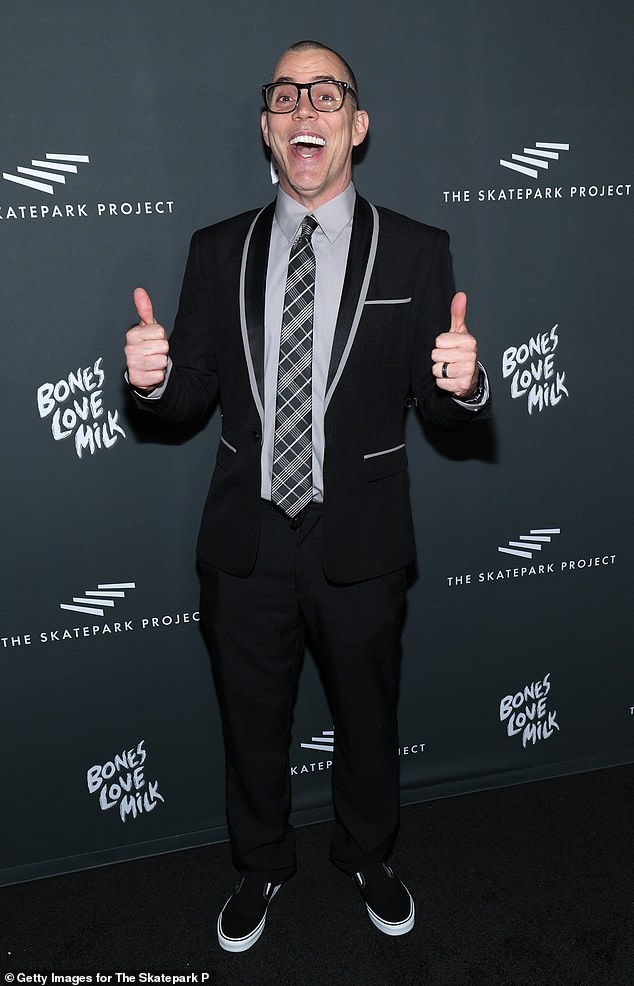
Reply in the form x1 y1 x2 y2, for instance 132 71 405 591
3 153 89 194
60 582 136 617
498 529 561 560
300 728 334 753
500 142 570 179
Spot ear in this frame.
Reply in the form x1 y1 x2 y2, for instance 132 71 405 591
261 110 270 148
352 110 369 147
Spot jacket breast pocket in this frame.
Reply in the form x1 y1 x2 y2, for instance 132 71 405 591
363 443 408 482
364 298 412 306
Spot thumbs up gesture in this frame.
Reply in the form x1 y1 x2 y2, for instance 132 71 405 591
431 292 479 398
124 287 170 392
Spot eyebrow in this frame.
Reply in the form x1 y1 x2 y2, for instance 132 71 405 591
272 75 339 84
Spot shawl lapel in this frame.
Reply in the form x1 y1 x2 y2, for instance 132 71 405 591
240 201 275 423
325 195 379 409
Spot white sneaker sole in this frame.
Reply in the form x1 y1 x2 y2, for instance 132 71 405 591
366 895 415 936
217 884 279 952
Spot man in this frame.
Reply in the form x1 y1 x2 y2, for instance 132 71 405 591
125 40 490 952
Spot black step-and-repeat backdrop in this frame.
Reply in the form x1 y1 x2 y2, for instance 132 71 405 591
2 0 632 886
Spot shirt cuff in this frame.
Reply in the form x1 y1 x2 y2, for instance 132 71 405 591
452 363 490 410
125 358 172 400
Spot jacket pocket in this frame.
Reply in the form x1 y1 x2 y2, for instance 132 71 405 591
364 297 412 306
363 443 407 482
216 435 237 471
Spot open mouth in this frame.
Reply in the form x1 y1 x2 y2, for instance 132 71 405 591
289 134 326 158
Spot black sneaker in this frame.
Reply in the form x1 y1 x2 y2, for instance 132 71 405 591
352 863 415 936
217 876 281 952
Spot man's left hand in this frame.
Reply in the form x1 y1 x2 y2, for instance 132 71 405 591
432 292 479 399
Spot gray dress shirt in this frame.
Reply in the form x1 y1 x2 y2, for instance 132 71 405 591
261 184 356 502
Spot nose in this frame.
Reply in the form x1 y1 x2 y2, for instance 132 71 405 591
292 88 317 120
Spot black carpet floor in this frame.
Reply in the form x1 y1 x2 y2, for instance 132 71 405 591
1 764 632 986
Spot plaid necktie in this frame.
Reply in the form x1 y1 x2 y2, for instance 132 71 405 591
271 214 319 517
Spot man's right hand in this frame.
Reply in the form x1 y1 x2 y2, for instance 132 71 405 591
125 287 170 392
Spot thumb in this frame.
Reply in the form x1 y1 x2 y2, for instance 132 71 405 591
449 291 468 333
133 286 155 326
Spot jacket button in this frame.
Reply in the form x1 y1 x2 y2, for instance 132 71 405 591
252 431 261 443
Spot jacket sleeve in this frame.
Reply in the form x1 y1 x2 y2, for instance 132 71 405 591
131 230 220 424
411 228 490 429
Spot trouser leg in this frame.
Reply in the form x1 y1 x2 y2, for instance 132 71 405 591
295 515 406 872
199 504 304 882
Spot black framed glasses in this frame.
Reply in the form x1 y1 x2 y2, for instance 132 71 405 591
262 80 358 113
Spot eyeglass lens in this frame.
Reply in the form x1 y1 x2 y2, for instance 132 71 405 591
266 82 346 112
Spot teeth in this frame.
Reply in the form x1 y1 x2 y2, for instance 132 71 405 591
290 135 325 146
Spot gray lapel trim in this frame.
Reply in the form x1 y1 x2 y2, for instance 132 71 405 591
239 207 266 426
324 203 379 411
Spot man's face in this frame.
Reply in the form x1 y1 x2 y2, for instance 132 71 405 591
261 48 369 209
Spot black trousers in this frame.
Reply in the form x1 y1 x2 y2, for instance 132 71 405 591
199 499 406 883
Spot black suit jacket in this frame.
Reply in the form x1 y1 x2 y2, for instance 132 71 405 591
137 193 488 583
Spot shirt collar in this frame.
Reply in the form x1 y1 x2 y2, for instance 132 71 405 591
274 182 356 245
